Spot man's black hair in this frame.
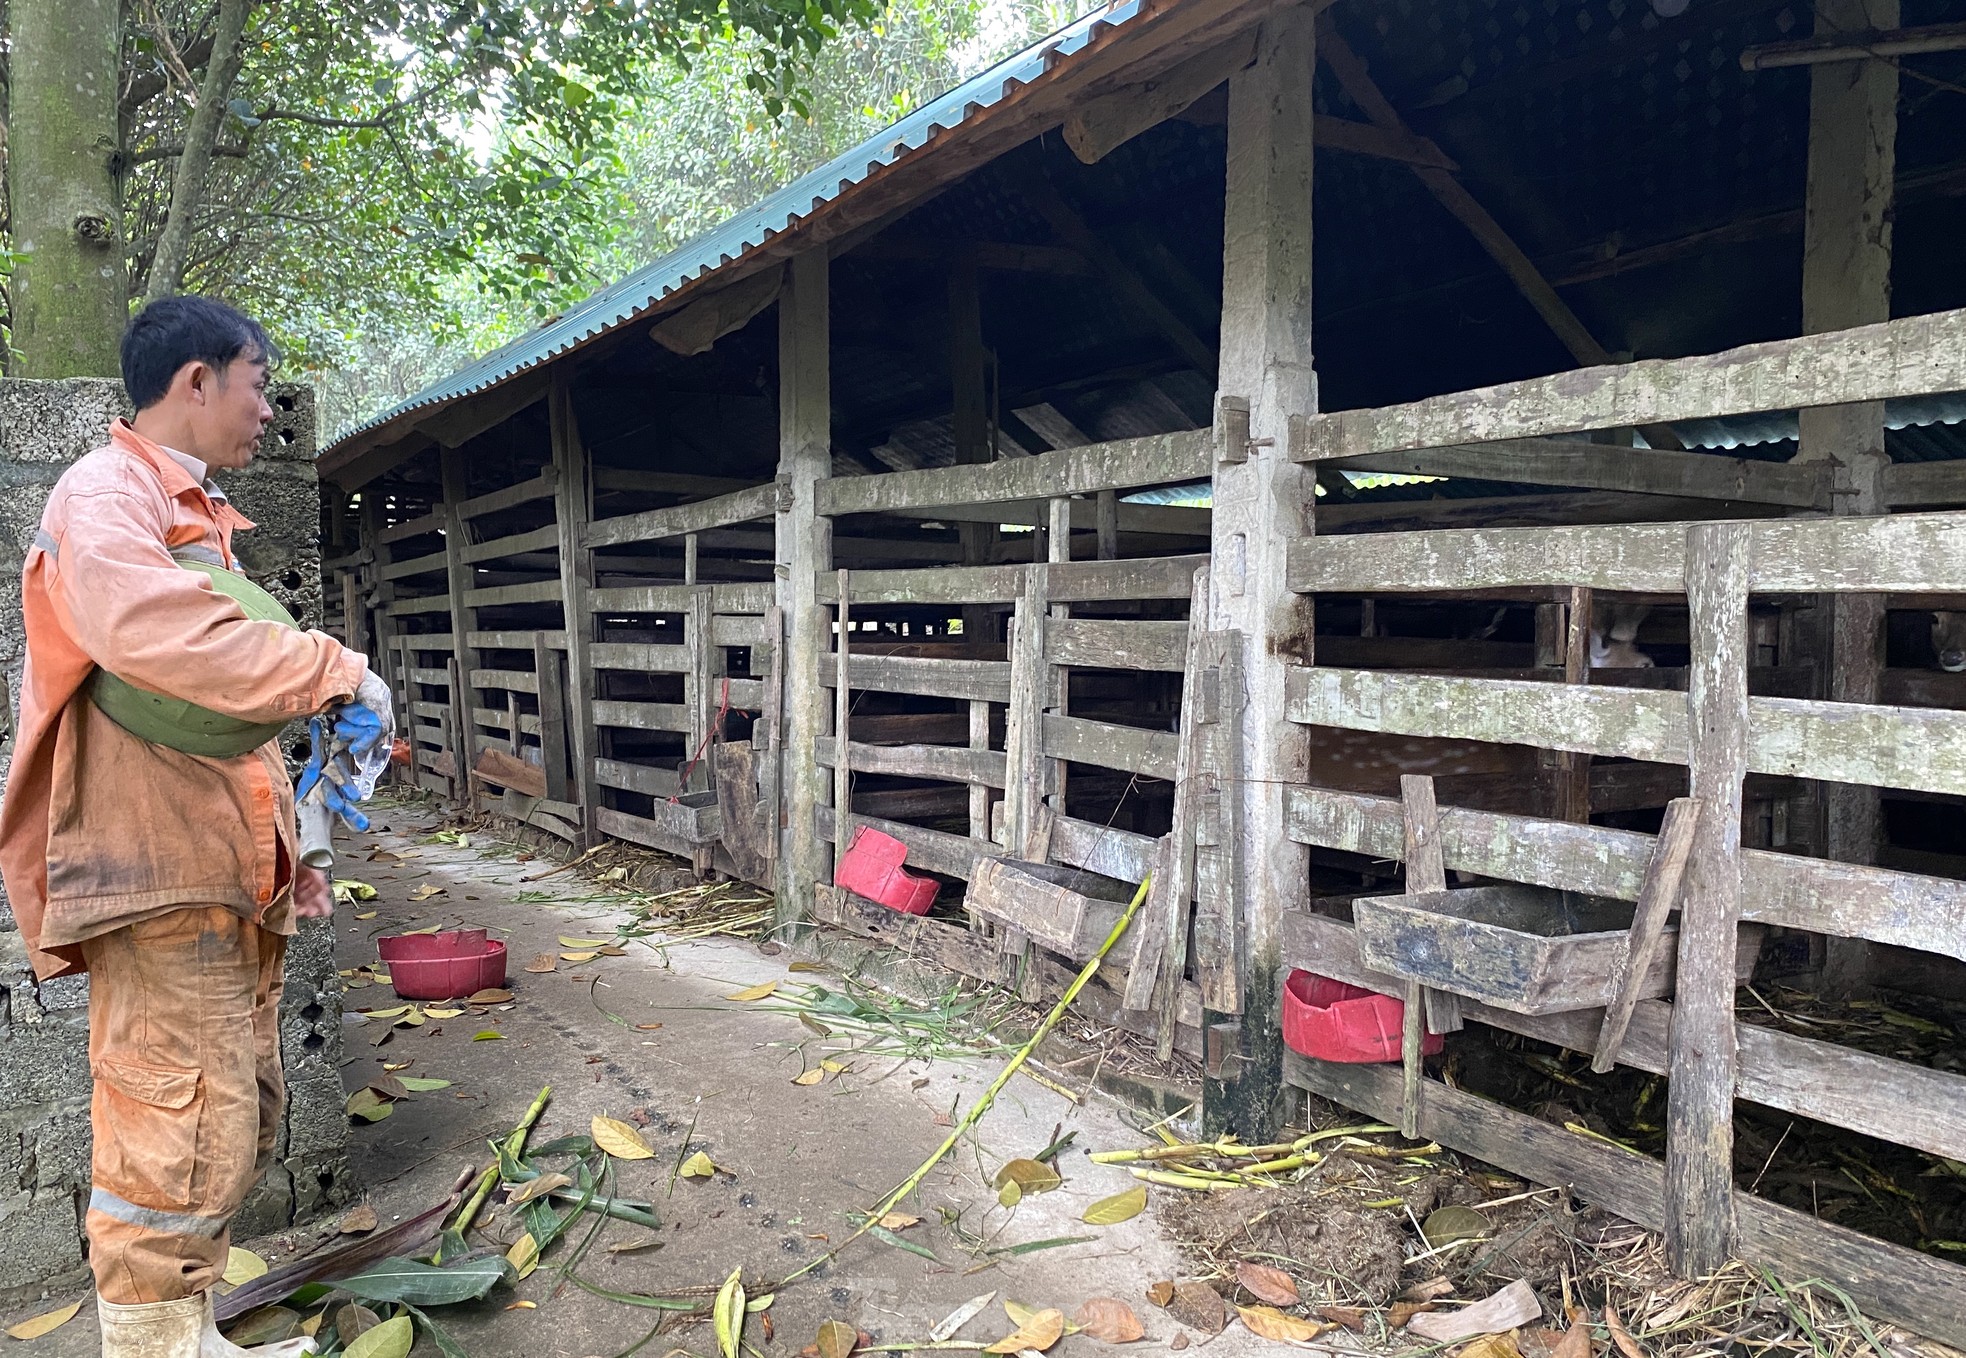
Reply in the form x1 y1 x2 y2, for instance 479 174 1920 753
119 296 278 410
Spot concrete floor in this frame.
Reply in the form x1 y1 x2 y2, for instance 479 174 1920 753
8 813 1294 1358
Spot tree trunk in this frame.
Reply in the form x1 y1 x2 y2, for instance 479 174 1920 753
6 0 128 377
142 0 254 305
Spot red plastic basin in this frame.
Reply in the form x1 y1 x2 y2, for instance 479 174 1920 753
1282 970 1444 1064
376 928 509 1000
835 826 938 915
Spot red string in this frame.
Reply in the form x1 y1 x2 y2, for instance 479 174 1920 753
670 675 736 802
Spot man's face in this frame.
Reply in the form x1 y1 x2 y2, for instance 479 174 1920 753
193 356 274 470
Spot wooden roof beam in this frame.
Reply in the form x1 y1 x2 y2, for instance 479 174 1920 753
1317 21 1684 450
1742 17 1966 68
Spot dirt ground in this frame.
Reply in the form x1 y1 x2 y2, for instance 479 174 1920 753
3 811 1323 1358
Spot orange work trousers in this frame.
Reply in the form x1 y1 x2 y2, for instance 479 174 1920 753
80 907 286 1303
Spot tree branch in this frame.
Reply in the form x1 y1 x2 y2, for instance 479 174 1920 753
125 140 252 167
142 0 254 305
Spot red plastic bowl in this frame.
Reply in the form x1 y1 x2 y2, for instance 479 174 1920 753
1282 970 1444 1064
376 928 509 1000
835 826 938 915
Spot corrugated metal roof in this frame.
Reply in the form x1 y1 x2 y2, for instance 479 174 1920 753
328 1 1142 451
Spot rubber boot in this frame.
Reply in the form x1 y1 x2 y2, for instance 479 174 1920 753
97 1295 316 1358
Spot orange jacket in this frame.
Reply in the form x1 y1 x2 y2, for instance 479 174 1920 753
0 421 367 979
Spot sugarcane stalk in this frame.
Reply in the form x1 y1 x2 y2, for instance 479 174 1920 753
451 1084 552 1238
1131 1168 1234 1191
1238 1153 1313 1176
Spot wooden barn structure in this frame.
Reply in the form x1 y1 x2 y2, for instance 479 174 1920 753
317 0 1966 1339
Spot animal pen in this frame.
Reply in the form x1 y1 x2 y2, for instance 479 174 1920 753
316 0 1966 1344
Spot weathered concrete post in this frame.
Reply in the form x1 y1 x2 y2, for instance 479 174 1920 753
1204 5 1318 1139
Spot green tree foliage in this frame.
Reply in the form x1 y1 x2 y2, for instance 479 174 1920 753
313 0 1082 433
2 0 882 371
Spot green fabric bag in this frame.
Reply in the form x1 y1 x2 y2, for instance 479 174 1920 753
86 556 300 759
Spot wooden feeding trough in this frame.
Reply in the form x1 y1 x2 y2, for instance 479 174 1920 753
642 790 723 846
966 857 1136 962
1353 884 1760 1016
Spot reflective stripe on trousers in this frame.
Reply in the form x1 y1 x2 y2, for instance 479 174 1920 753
80 907 287 1303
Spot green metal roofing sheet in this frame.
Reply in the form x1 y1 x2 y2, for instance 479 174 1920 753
329 1 1132 451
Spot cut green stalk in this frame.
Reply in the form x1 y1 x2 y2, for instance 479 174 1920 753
448 1085 551 1246
781 871 1153 1284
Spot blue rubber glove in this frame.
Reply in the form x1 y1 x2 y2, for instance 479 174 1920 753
331 701 387 758
295 717 373 833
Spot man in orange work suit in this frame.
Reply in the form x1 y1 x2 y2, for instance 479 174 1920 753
0 297 389 1357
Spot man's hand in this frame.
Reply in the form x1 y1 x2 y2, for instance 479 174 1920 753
294 865 334 919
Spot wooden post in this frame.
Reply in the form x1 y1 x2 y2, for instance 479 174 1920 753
1665 522 1752 1277
833 569 852 869
439 447 483 805
533 632 571 803
1095 490 1120 560
951 254 996 640
1796 0 1897 994
340 569 364 654
550 375 604 845
760 604 785 880
776 254 834 925
968 698 991 843
1001 565 1049 857
357 496 398 723
1204 3 1317 1140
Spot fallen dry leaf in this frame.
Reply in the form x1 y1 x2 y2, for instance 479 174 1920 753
593 1116 655 1160
1401 1278 1458 1304
635 1022 663 1031
423 1007 464 1020
1316 1307 1368 1331
338 1204 379 1234
1169 1334 1189 1351
468 988 514 1004
407 885 446 901
1082 1185 1147 1225
1075 1298 1144 1344
816 1320 857 1358
507 1172 572 1205
525 953 558 973
1165 1284 1226 1337
505 1301 537 1312
1238 1305 1324 1345
792 1069 826 1087
1146 1281 1176 1308
561 951 599 963
5 1301 82 1340
1603 1305 1643 1358
1236 1262 1300 1307
1407 1281 1541 1343
679 1151 717 1178
993 1158 1062 1196
1456 1333 1526 1358
223 1248 268 1286
1550 1318 1593 1358
985 1308 1065 1354
1388 1301 1442 1329
877 1212 919 1230
727 980 779 1002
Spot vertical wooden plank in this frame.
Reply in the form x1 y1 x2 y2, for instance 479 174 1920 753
1556 585 1594 823
445 656 468 801
968 699 991 843
1205 4 1317 1140
760 604 785 876
1001 565 1047 855
506 690 522 757
1096 490 1119 560
533 632 571 803
1047 495 1073 818
439 447 483 807
777 255 833 923
550 375 603 845
1398 773 1444 1138
684 532 700 586
1593 796 1700 1074
1797 0 1895 992
1665 521 1752 1277
340 569 365 654
686 586 718 786
1124 567 1211 1017
833 569 852 869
